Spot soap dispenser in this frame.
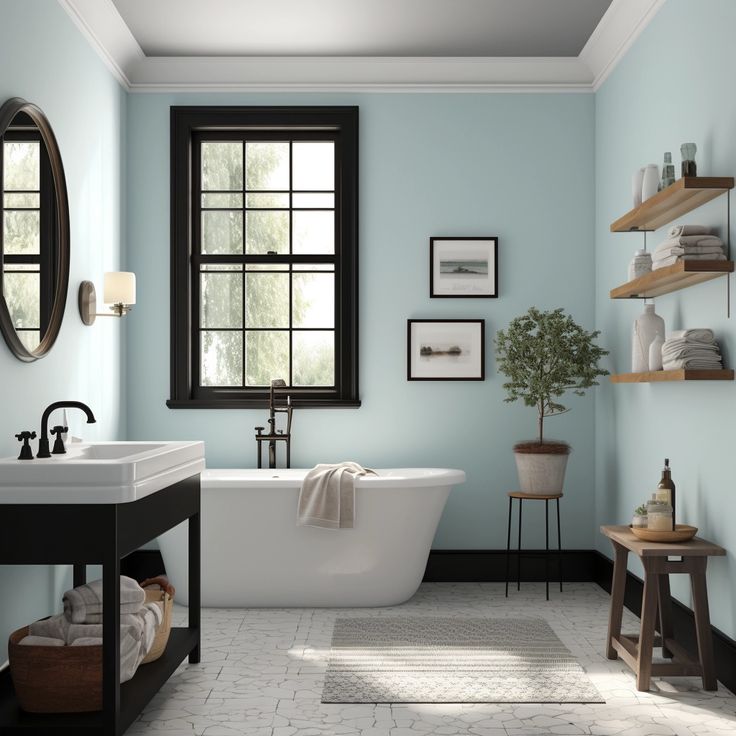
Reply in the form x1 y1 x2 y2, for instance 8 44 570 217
656 458 676 530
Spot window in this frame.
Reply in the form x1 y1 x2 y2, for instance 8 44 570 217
169 107 359 408
1 114 57 352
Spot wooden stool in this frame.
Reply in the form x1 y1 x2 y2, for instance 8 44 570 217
505 492 563 601
601 525 725 691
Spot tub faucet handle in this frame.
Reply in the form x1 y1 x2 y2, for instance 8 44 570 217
50 425 69 454
15 431 36 460
255 426 265 436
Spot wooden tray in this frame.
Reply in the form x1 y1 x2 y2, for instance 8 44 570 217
631 524 698 543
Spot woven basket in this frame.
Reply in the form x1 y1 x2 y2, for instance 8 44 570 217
140 588 174 664
8 626 102 713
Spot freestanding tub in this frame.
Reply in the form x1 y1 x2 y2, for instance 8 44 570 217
158 467 465 607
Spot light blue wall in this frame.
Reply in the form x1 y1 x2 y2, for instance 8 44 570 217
595 0 736 638
126 92 598 550
0 0 127 658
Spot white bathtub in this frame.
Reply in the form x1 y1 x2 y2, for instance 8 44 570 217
158 467 464 607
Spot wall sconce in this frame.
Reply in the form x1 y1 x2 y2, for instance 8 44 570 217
79 272 136 325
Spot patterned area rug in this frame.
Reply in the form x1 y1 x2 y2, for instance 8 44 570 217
322 616 603 703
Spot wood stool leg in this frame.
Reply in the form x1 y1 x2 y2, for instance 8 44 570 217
690 558 717 690
556 498 563 593
505 496 513 598
657 574 674 659
606 542 628 660
517 499 523 591
637 561 659 691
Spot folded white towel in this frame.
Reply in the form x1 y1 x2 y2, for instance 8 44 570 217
30 613 70 641
664 357 723 370
653 244 725 259
667 329 716 343
70 637 103 646
63 576 145 624
653 254 727 269
297 462 377 529
655 235 722 251
669 225 711 237
19 635 65 646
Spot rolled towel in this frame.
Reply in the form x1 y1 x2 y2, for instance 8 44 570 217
70 637 102 646
29 613 69 641
63 576 145 624
298 462 377 529
653 254 726 269
669 225 712 237
19 635 65 646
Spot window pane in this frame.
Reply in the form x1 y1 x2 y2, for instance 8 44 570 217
293 273 334 328
294 263 335 272
202 192 243 209
201 263 242 272
201 331 243 386
201 141 243 191
4 192 40 209
246 263 289 272
292 192 334 208
293 331 334 386
4 141 39 191
201 210 243 254
245 210 289 254
3 210 40 254
245 331 289 386
292 142 334 191
200 272 243 328
4 271 40 328
246 141 289 191
246 272 289 328
246 192 289 208
18 331 40 352
293 211 334 254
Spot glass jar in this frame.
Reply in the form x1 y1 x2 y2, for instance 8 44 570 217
647 500 673 531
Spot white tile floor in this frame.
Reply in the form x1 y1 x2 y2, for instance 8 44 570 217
129 583 736 736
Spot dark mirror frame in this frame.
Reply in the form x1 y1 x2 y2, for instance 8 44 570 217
0 97 69 362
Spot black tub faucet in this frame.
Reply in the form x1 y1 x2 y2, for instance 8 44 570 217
37 401 96 458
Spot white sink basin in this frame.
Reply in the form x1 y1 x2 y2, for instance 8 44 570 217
0 441 205 504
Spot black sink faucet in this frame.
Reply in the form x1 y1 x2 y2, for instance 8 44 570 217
37 401 96 458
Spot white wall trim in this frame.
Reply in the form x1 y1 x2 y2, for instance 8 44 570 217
579 0 666 90
56 0 664 93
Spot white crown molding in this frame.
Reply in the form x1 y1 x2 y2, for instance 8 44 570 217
579 0 667 90
57 0 143 89
56 0 664 93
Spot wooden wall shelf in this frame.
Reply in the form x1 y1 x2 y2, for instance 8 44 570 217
610 260 734 299
610 177 734 233
610 369 734 383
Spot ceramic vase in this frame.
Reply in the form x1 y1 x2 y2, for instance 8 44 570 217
632 303 665 373
648 333 665 371
641 164 660 201
632 168 645 207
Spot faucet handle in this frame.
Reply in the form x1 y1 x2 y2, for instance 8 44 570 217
15 431 36 461
254 426 265 436
50 425 68 455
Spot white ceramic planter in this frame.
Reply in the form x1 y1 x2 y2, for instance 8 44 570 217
514 451 569 494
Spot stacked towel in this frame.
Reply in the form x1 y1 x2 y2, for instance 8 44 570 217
297 462 377 529
662 329 723 370
63 575 145 624
668 225 711 237
653 233 726 270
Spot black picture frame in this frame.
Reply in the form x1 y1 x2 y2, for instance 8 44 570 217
407 319 485 381
429 236 498 298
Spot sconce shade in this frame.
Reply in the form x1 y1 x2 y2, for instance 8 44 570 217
103 271 136 305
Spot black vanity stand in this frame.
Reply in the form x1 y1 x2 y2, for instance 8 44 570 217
0 474 201 735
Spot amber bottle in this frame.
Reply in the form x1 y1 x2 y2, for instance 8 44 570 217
656 458 676 530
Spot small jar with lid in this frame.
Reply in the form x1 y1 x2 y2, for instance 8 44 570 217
647 500 673 531
628 250 653 281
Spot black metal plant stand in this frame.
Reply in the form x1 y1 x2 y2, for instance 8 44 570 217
0 474 201 735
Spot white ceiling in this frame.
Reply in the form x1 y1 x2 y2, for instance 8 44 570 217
110 0 611 58
58 0 666 91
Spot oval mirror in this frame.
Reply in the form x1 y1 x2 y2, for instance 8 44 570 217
0 98 69 362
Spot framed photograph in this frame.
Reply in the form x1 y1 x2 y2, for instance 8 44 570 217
407 319 485 381
430 237 498 298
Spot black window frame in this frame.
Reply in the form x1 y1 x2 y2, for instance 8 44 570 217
168 106 360 409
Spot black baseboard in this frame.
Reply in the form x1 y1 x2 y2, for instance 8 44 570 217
423 549 597 582
123 546 735 695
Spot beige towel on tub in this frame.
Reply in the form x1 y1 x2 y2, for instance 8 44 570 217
297 462 377 529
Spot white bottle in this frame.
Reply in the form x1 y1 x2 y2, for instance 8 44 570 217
632 303 665 372
632 168 645 207
641 164 660 201
648 333 664 371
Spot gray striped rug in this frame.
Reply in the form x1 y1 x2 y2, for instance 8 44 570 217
322 617 603 703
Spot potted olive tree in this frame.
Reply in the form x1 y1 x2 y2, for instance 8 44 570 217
495 307 609 494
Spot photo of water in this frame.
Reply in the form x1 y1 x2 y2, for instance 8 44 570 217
439 259 488 278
